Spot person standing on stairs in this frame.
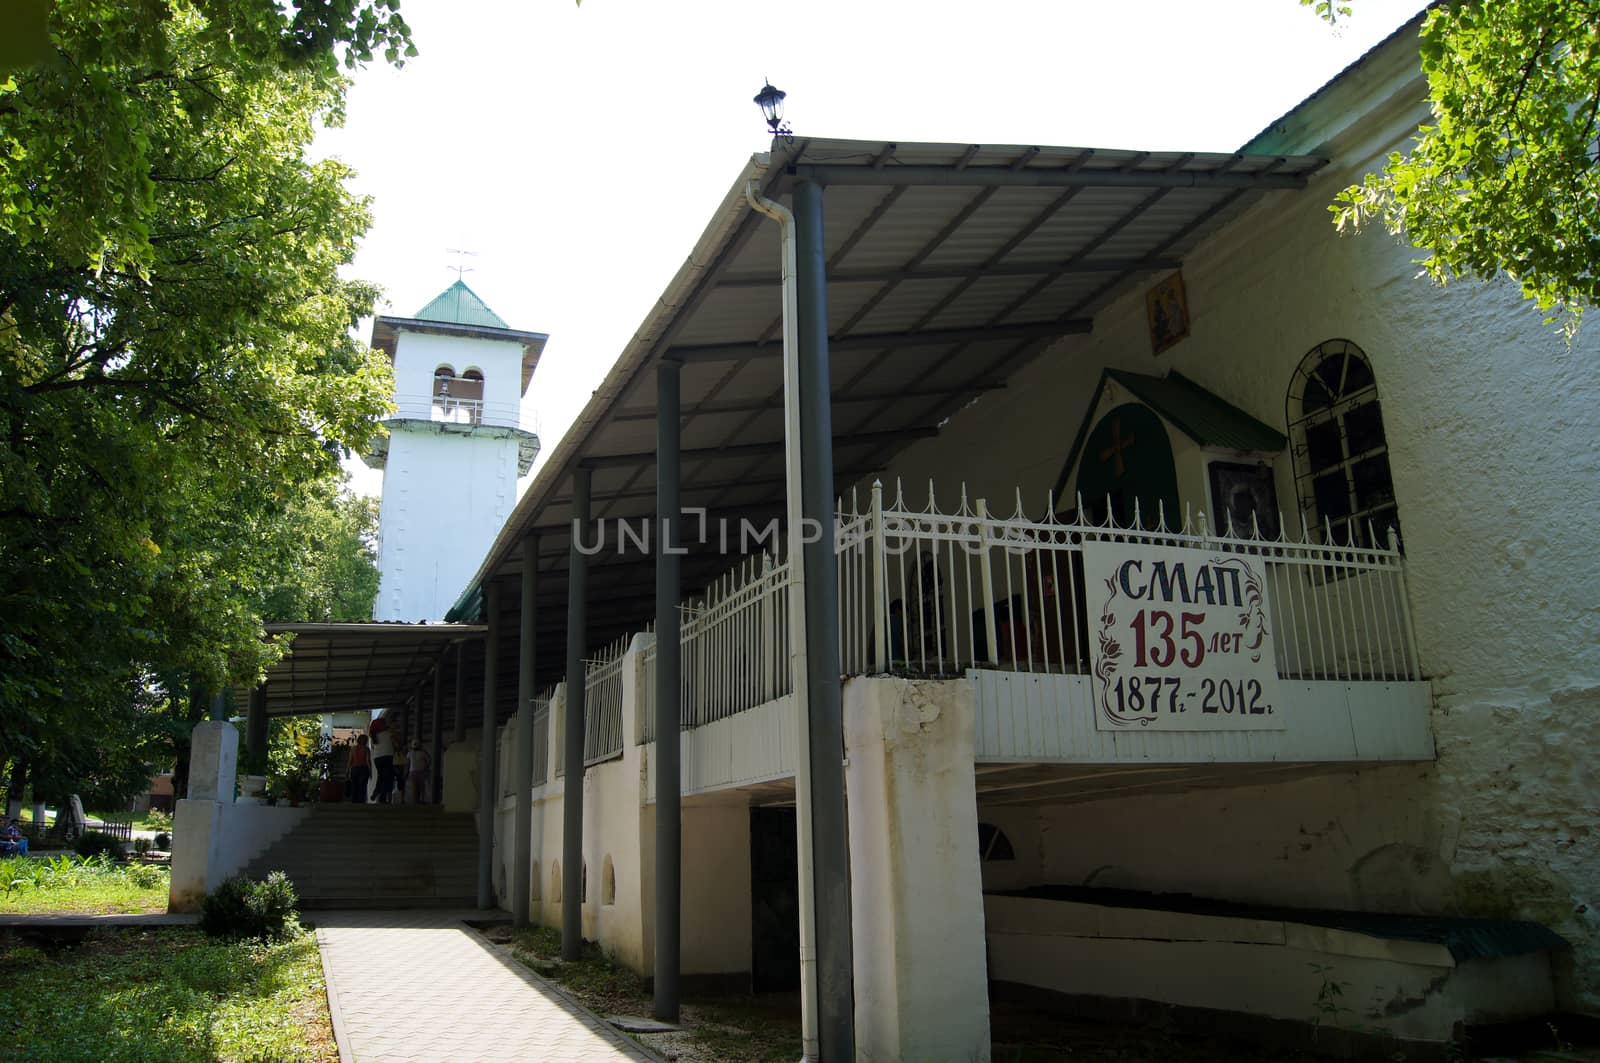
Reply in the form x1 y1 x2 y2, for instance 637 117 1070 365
405 739 431 805
348 735 372 804
370 714 396 804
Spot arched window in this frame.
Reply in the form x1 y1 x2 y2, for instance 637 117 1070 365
551 861 562 903
530 860 541 902
1287 340 1400 549
432 364 456 395
978 822 1015 862
601 855 616 906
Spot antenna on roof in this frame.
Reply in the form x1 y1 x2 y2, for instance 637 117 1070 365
446 248 477 281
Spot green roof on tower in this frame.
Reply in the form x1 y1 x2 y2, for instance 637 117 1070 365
414 280 510 329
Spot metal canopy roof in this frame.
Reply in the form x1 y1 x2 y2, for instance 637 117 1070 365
250 622 487 718
442 136 1326 711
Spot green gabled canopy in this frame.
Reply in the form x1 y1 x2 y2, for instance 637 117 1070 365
414 280 510 329
1054 368 1287 504
1106 369 1287 453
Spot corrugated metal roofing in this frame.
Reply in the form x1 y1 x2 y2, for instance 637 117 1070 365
414 280 510 329
440 136 1328 702
245 622 487 717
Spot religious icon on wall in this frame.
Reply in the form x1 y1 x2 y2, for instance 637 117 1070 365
1146 272 1190 356
1207 460 1281 540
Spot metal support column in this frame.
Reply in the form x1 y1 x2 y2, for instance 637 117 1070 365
653 358 683 1022
794 177 855 1062
429 666 443 805
245 686 268 767
562 466 592 960
452 643 467 744
512 534 539 927
476 585 500 909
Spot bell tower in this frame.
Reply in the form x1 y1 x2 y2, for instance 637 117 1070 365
362 281 545 621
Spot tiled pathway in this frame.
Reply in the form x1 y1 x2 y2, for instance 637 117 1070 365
314 909 656 1063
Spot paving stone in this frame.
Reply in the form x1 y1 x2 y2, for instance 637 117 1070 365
315 908 655 1063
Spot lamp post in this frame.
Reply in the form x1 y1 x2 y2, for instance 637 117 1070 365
754 80 791 137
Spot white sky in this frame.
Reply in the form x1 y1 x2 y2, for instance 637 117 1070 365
322 0 1428 497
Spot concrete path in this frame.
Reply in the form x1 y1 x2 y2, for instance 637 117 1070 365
314 909 658 1063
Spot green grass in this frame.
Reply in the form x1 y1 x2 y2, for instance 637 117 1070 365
0 926 336 1063
0 854 169 915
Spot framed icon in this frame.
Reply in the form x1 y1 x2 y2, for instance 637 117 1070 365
1146 272 1190 356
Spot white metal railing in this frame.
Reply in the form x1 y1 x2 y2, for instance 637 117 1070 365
583 637 627 766
387 394 528 430
569 480 1419 762
642 550 794 742
839 481 1422 683
531 698 550 786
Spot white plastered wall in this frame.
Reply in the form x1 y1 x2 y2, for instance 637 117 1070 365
494 649 754 980
872 35 1600 1004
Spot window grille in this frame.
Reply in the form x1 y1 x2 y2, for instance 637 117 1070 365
1286 340 1401 551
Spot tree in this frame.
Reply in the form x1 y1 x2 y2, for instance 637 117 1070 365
1311 0 1600 333
0 1 409 798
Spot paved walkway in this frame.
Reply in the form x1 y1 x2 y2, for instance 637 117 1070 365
314 909 657 1063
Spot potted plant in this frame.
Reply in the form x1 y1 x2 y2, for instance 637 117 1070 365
269 727 331 807
239 748 270 804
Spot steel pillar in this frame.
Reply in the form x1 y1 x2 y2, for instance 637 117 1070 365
429 666 443 804
512 534 539 927
794 177 854 1062
562 466 592 959
653 359 683 1022
476 586 500 909
452 642 467 744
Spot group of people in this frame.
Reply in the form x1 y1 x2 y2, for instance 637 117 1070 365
346 713 432 805
1 817 28 856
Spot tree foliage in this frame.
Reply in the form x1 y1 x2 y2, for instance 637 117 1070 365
1320 0 1600 332
0 0 407 798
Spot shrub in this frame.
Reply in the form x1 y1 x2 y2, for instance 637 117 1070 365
133 837 152 855
153 831 172 851
126 863 168 890
74 831 123 860
200 872 299 942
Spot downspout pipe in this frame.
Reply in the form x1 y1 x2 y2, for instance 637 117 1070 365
745 178 820 1063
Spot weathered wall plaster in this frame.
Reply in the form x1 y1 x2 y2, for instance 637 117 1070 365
871 32 1600 1005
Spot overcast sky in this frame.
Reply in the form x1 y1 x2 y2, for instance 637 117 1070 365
319 0 1429 496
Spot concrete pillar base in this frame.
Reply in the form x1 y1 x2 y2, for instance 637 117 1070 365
845 676 992 1063
189 721 239 803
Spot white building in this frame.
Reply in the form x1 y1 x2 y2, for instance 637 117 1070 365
363 281 545 621
193 15 1598 1061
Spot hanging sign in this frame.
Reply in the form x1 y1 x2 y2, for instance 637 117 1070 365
1083 542 1284 731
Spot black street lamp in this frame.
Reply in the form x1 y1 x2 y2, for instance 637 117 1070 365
754 80 791 137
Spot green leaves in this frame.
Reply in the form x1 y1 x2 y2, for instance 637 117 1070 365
0 1 405 783
1332 0 1600 335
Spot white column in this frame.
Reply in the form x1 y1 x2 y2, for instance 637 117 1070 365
844 676 992 1063
170 720 239 912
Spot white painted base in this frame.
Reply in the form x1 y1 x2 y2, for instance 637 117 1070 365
845 676 992 1063
985 894 1557 1043
169 800 309 912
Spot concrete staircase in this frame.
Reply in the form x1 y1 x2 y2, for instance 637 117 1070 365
243 803 481 908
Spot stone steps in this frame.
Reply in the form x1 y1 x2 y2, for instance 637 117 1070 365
243 802 482 908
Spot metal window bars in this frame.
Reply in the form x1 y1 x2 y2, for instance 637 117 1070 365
583 636 629 766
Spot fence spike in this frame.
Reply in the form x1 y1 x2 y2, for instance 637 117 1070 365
1198 510 1209 540
1250 510 1263 540
1104 493 1116 529
1156 497 1168 533
1386 525 1400 553
1013 486 1027 522
1276 509 1290 543
1183 501 1193 535
1076 492 1086 522
1132 496 1143 530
